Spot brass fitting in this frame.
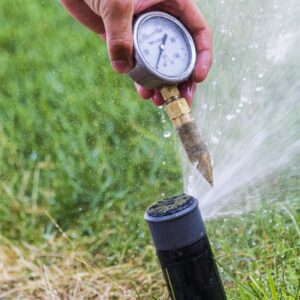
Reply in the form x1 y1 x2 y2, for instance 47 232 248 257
160 86 192 127
160 85 214 186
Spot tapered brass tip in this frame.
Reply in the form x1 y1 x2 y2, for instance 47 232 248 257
196 152 214 186
177 121 214 186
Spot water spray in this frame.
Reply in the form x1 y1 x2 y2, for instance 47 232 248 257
145 194 227 299
128 11 213 186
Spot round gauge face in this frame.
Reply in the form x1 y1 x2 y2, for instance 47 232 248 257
136 15 194 78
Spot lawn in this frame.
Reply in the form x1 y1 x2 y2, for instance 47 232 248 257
0 1 299 299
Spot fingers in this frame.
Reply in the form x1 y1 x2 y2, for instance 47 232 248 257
135 83 154 99
62 0 134 73
135 84 164 106
135 80 196 107
152 91 165 106
99 0 134 73
60 0 105 34
192 28 212 82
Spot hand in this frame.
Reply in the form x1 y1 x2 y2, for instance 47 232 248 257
60 0 212 106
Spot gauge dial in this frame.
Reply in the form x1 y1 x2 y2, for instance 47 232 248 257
137 16 192 77
129 11 196 89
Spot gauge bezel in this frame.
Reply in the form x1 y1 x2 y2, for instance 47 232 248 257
133 11 197 84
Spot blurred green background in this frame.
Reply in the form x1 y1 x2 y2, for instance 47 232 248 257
0 0 181 240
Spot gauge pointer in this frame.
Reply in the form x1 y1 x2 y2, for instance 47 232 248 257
155 33 168 69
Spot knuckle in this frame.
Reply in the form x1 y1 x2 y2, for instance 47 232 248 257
109 38 131 49
101 0 132 19
112 0 132 12
83 0 100 14
109 37 132 55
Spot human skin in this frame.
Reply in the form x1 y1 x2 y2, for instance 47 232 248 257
60 0 212 106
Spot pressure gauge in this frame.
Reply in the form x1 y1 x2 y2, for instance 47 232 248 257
128 11 197 89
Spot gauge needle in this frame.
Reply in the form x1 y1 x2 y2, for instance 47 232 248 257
156 34 168 69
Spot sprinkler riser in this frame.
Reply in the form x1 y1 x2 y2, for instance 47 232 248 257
145 194 227 300
157 236 226 300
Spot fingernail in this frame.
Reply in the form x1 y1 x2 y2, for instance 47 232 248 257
111 60 131 73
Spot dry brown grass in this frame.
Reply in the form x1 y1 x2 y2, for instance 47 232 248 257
0 239 167 300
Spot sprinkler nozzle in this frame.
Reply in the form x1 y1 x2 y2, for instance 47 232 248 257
160 85 214 186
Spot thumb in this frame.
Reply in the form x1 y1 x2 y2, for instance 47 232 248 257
100 0 134 73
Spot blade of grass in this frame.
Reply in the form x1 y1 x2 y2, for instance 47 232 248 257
268 272 278 300
249 276 268 299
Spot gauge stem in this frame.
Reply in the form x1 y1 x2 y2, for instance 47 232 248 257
160 85 214 186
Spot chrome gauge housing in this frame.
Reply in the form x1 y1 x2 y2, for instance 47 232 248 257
128 11 196 89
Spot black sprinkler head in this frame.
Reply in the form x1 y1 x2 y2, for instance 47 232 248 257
145 194 227 300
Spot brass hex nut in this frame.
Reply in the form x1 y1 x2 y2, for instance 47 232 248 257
166 98 191 120
173 114 193 127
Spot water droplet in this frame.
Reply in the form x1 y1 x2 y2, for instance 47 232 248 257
210 136 220 145
30 151 38 161
161 192 165 197
163 131 171 138
70 233 77 239
49 198 56 205
138 232 145 238
255 86 265 92
236 108 241 114
226 114 235 121
241 96 248 103
162 161 166 166
258 73 265 78
232 56 236 62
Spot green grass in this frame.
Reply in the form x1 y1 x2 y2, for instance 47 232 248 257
0 1 299 299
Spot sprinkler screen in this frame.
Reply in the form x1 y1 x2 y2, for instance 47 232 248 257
147 194 195 217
